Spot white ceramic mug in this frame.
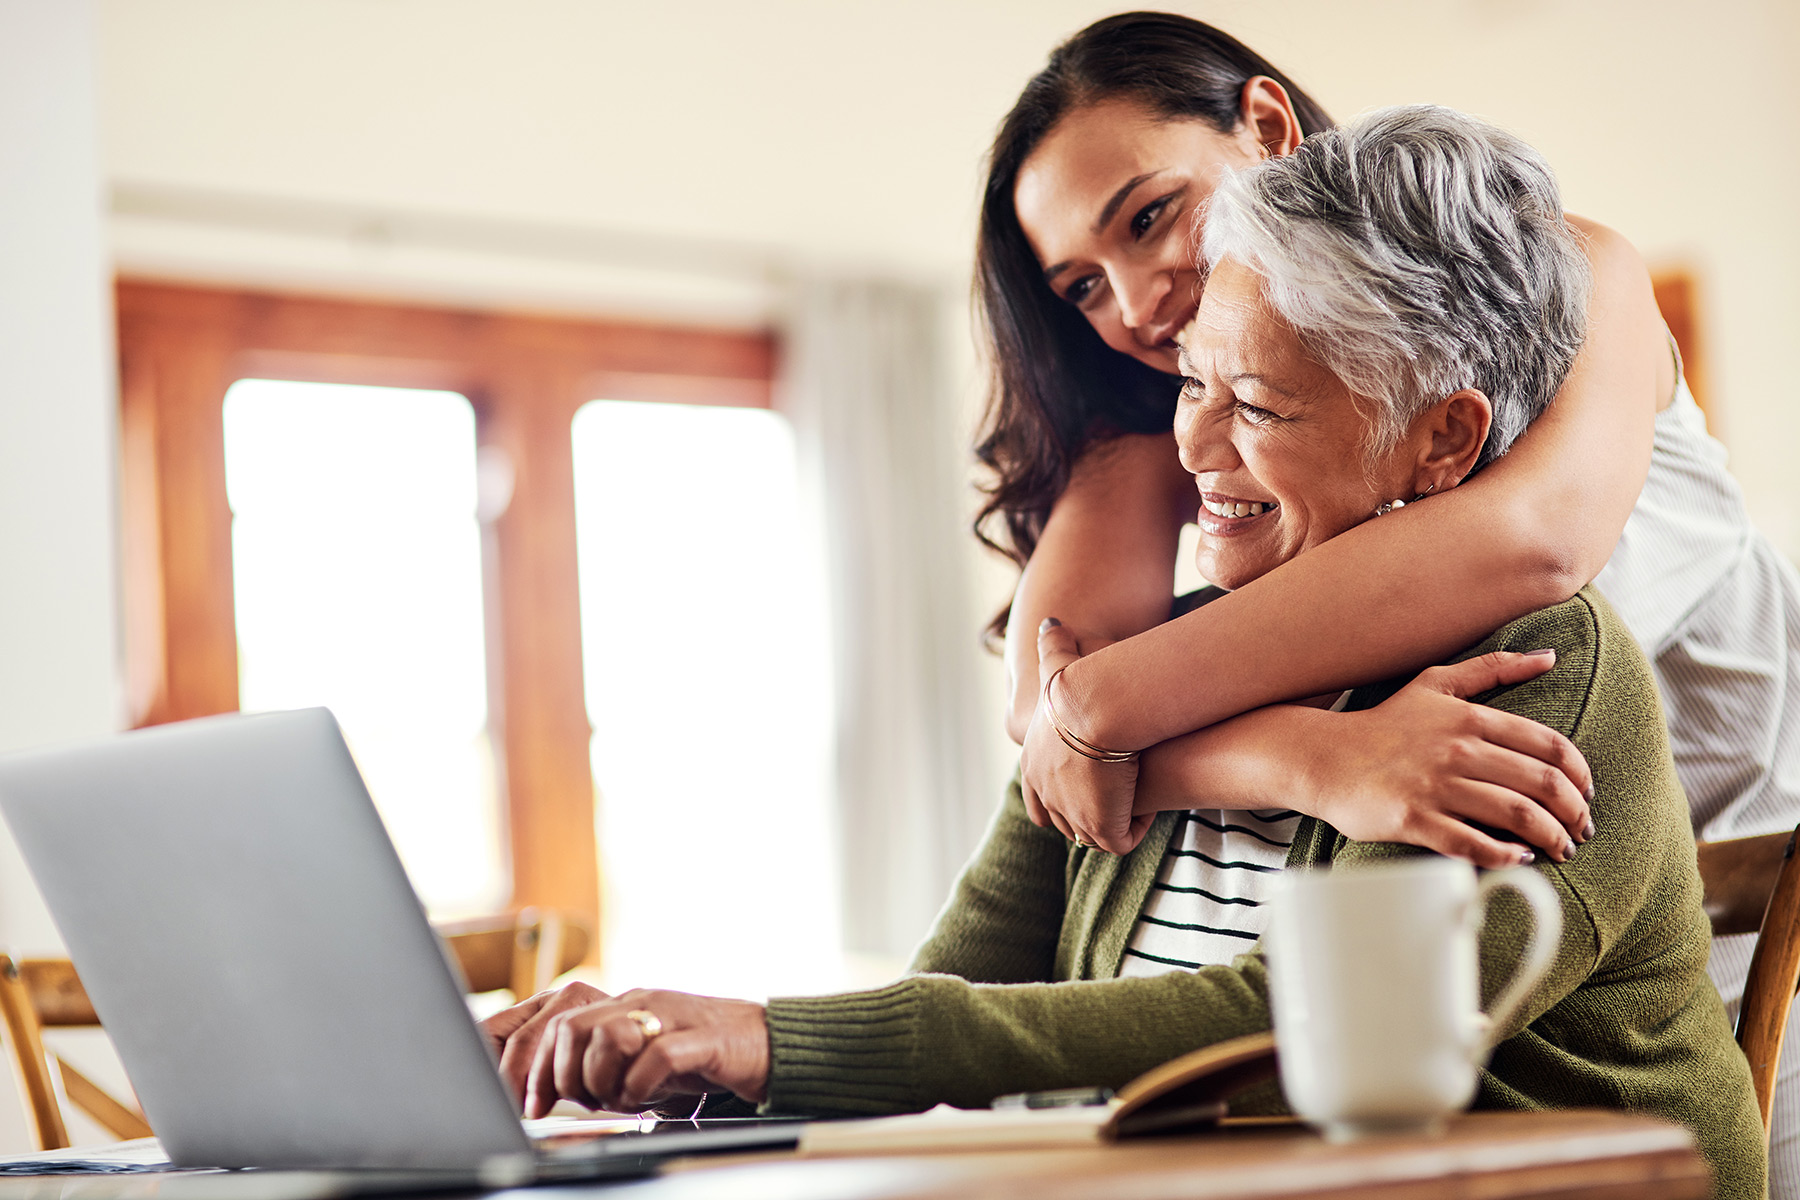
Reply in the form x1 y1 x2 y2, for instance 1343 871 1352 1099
1265 857 1561 1141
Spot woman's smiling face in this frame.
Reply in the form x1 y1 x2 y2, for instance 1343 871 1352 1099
1013 97 1269 376
1175 258 1416 591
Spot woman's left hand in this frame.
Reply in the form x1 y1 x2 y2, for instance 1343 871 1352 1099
1022 620 1155 854
481 982 771 1117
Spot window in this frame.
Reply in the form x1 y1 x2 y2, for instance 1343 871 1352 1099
117 280 776 952
571 401 839 997
223 379 503 916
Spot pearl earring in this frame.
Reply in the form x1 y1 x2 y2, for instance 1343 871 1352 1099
1375 482 1438 517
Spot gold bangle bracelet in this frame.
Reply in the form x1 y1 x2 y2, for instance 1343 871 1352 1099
1043 666 1139 764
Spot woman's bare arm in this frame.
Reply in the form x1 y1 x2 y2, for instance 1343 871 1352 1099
1000 432 1193 743
1130 653 1594 868
1027 620 1593 865
1038 217 1667 753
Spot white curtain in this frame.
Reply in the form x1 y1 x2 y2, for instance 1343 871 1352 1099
781 278 995 963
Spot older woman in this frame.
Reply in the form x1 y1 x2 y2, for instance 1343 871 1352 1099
483 107 1764 1198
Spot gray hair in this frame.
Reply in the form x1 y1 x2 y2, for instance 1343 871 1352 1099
1200 105 1590 470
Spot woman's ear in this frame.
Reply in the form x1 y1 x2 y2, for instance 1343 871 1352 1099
1239 77 1303 158
1409 389 1492 495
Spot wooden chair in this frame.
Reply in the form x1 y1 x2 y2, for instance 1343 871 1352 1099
434 907 590 1000
1697 825 1800 1140
0 908 590 1151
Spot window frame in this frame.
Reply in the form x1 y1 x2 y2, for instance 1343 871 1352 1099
1651 269 1708 423
116 279 777 948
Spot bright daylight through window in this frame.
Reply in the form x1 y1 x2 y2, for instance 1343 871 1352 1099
572 400 840 1001
222 380 506 918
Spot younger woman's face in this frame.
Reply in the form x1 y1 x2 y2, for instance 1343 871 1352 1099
1014 97 1269 376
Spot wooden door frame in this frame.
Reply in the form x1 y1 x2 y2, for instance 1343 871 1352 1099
116 279 776 944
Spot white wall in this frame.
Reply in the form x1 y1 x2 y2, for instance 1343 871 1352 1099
1230 0 1800 549
95 0 1800 564
0 0 119 948
0 0 124 1152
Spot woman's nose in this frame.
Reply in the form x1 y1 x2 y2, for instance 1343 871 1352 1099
1114 267 1172 341
1175 397 1230 474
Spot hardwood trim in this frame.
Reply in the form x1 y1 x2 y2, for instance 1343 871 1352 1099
114 282 775 391
115 279 776 949
1652 270 1707 425
117 309 239 725
480 357 599 931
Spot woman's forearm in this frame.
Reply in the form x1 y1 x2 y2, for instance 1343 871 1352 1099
1132 706 1329 816
1001 432 1192 743
1057 218 1667 750
1130 645 1595 868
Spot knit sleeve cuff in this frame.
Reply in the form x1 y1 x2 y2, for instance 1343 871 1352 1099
761 978 926 1117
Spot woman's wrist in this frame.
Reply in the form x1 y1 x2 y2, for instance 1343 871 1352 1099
1050 653 1144 755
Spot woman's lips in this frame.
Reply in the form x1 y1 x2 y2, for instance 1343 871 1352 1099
1196 492 1278 535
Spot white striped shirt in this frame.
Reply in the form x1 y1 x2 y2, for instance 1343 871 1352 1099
1117 807 1300 974
1593 374 1800 1199
1119 692 1347 975
1595 378 1800 845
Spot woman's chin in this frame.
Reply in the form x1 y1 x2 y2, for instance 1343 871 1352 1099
1121 340 1183 376
1194 554 1274 593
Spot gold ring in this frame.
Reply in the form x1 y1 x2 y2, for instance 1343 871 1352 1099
625 1009 663 1041
1076 837 1098 850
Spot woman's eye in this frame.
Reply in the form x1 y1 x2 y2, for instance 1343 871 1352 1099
1062 275 1101 306
1235 400 1277 424
1130 197 1170 239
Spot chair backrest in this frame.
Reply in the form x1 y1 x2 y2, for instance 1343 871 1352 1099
1696 826 1800 1140
0 909 590 1151
434 907 589 1000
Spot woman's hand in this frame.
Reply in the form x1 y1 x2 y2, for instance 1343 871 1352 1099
1295 650 1593 866
1121 648 1594 869
480 983 771 1117
1022 619 1156 854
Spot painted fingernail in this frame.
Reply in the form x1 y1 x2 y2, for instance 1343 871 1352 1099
1519 849 1536 866
1040 617 1061 632
1563 839 1577 860
1523 648 1556 660
1581 818 1595 841
1583 782 1595 802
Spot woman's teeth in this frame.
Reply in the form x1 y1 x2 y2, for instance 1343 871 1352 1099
1203 498 1276 518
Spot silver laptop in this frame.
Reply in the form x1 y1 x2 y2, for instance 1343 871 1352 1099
0 708 799 1182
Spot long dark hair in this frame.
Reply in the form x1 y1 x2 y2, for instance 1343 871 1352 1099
973 12 1334 641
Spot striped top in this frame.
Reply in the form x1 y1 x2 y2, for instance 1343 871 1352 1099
1118 689 1350 976
1116 806 1301 974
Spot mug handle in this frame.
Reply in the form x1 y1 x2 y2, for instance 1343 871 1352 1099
1470 867 1563 1054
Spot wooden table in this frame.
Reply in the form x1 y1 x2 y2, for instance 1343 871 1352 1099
569 1109 1711 1200
0 1109 1712 1199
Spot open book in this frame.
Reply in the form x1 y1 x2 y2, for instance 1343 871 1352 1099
798 1030 1278 1155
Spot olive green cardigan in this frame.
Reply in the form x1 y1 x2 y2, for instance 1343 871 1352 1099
761 589 1766 1200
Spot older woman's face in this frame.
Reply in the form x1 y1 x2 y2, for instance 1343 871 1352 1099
1175 259 1412 591
1014 98 1266 376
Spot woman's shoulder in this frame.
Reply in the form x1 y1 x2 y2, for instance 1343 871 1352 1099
1463 586 1662 749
